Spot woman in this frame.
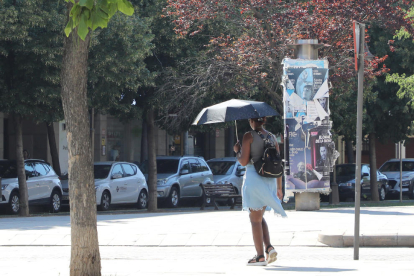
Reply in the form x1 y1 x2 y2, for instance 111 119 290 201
233 117 287 266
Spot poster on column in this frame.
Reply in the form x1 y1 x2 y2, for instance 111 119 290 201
282 59 334 193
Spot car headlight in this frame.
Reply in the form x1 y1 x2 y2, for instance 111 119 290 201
402 180 411 185
1 184 8 190
157 179 167 186
339 183 353 187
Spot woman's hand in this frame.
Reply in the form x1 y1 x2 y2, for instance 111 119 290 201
277 188 283 200
233 141 241 153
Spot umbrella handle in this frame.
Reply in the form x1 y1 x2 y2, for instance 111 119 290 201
235 120 239 142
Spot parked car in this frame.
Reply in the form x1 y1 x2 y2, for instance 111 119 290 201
0 159 63 214
207 157 245 190
61 161 148 211
206 157 245 205
142 156 214 208
337 163 389 201
379 158 414 199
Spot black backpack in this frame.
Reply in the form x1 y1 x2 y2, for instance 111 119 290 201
252 130 283 178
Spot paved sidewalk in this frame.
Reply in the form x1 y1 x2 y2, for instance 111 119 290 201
0 205 413 275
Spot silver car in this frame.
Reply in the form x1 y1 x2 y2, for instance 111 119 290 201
61 161 149 211
143 156 214 208
379 158 414 199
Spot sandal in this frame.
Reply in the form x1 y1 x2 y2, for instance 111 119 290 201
265 245 278 264
247 255 267 266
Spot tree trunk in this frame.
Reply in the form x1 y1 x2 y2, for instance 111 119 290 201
147 108 157 211
12 114 29 216
140 117 148 164
46 122 61 177
345 138 355 163
369 132 379 201
60 21 101 275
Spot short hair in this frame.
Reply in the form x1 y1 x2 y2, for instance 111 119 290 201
297 162 305 168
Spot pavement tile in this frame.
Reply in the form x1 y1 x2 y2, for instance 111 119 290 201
30 234 66 245
213 232 241 246
186 232 218 246
134 234 166 246
160 233 192 246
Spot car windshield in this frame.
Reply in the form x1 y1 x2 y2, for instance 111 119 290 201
336 165 355 177
0 161 17 178
157 159 179 174
94 165 112 179
380 161 414 172
207 161 235 175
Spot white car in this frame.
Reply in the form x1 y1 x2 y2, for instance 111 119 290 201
207 157 245 195
0 159 63 214
62 162 148 210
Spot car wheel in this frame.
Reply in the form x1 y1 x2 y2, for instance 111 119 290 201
49 190 62 213
8 191 20 215
168 187 179 208
137 190 148 209
379 186 386 201
98 191 111 211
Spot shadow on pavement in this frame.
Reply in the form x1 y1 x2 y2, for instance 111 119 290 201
266 266 356 272
317 209 413 216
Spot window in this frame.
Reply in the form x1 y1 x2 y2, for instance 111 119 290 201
25 162 36 178
180 161 190 171
34 163 48 176
42 163 51 174
112 164 124 177
122 164 135 177
131 165 137 174
198 160 210 172
190 159 200 173
94 165 112 179
207 161 235 175
157 159 179 174
361 165 370 175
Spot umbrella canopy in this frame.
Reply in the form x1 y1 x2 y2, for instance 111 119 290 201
192 99 279 125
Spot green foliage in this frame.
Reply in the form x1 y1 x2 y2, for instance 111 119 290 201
365 24 414 143
0 0 66 122
64 0 135 40
88 10 155 121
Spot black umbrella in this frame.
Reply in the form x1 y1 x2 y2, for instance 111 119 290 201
192 99 279 140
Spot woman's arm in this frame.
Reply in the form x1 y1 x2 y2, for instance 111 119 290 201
233 132 253 166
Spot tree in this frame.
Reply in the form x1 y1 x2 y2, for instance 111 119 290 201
61 0 134 274
0 0 65 216
165 0 414 112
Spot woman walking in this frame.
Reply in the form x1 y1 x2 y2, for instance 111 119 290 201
233 117 287 266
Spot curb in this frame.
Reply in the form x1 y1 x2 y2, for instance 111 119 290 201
318 233 414 247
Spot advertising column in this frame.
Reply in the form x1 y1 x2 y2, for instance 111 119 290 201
283 59 338 195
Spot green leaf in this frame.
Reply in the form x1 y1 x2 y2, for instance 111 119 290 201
117 0 134 16
79 0 94 10
91 10 108 30
64 18 74 37
108 3 118 18
77 13 89 40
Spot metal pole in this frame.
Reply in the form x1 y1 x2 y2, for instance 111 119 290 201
400 141 403 202
354 22 365 261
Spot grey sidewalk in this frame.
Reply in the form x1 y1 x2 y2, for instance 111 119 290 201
0 205 414 276
1 205 413 247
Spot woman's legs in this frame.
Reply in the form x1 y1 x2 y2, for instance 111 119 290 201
261 208 271 248
249 208 265 262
